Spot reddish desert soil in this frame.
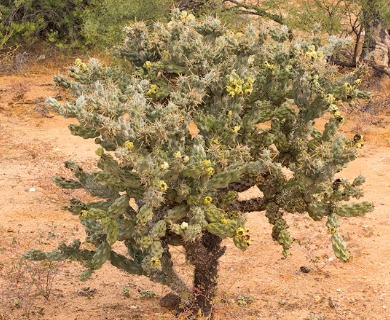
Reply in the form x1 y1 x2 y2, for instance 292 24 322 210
1 62 390 320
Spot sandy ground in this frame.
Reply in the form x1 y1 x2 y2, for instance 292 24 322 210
0 64 390 320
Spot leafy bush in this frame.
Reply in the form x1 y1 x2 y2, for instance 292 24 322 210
0 0 174 48
26 10 373 317
0 0 86 48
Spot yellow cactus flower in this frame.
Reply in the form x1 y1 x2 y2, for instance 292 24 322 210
147 84 159 95
263 61 276 70
206 167 215 176
210 138 219 145
243 78 254 95
202 160 211 167
144 61 153 69
124 141 134 150
180 11 188 20
174 151 182 159
235 227 246 236
354 134 363 143
325 94 336 104
226 71 245 97
186 13 196 22
159 181 168 192
231 125 241 133
227 110 233 117
343 82 352 90
335 114 344 123
182 155 190 163
355 142 364 149
327 226 336 234
75 58 88 71
203 196 213 205
150 257 161 268
160 162 169 170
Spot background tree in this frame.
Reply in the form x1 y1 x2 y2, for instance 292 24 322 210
0 0 174 48
361 0 390 75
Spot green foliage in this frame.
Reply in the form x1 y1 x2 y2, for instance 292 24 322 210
0 0 86 48
26 10 373 314
81 0 175 47
0 0 174 48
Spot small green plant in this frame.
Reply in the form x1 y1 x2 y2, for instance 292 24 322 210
26 10 373 318
139 289 157 299
236 294 254 306
122 287 130 298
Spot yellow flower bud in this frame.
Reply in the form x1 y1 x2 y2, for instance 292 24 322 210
95 148 104 156
174 151 182 159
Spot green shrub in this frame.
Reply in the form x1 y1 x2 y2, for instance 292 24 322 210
26 10 373 317
81 0 174 47
0 0 86 48
0 0 174 48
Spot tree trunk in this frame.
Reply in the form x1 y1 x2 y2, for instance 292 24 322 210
183 231 226 318
362 6 390 76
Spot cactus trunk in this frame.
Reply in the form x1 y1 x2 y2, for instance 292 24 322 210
184 232 225 317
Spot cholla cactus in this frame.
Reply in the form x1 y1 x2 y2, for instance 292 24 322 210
25 10 373 317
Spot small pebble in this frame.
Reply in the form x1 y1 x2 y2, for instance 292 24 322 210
300 266 310 273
